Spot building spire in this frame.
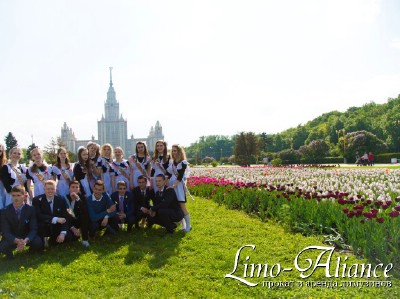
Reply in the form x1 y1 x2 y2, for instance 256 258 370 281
106 67 117 104
109 66 113 87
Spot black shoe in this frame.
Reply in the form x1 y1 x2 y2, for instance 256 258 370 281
105 225 117 236
146 219 154 229
165 223 177 234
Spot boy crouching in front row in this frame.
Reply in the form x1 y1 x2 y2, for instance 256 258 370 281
32 180 77 247
0 185 43 259
86 180 119 238
110 180 135 232
141 174 183 234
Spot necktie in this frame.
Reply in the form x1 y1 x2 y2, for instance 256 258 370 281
119 196 124 212
142 191 145 198
16 208 21 220
49 200 53 213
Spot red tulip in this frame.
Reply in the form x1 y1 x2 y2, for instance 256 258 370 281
363 212 373 219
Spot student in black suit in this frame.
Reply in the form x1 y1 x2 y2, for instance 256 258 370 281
110 180 134 231
32 180 76 246
141 174 183 234
0 185 43 259
64 181 90 247
132 175 155 228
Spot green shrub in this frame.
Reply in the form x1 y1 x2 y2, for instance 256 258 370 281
375 152 400 163
271 158 282 166
299 156 343 164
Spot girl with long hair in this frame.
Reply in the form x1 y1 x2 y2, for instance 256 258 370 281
73 147 93 196
166 144 191 232
52 147 74 197
1 145 27 208
87 141 103 188
26 147 55 199
100 143 115 194
111 147 131 191
130 141 151 188
151 140 171 192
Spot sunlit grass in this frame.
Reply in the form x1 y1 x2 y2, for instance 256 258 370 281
0 197 399 298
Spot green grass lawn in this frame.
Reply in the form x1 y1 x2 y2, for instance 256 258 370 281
1 197 399 298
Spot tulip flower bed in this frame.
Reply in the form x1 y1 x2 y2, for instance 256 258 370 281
187 166 400 269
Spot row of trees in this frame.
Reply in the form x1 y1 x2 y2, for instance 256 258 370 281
185 96 400 165
185 135 234 164
230 130 389 165
3 132 74 164
264 97 400 154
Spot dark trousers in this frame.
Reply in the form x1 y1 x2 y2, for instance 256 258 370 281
38 223 77 245
0 235 43 257
151 209 183 233
118 216 135 231
133 209 147 227
71 216 90 241
89 215 119 237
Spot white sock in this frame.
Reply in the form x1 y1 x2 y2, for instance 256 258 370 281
181 218 186 230
184 213 191 232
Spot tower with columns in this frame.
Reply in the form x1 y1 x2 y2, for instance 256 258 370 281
61 68 164 156
97 67 128 153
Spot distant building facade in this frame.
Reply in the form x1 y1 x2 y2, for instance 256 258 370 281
61 68 164 156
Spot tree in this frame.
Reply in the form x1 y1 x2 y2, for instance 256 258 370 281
44 137 66 165
26 143 37 163
21 148 28 164
298 140 330 162
339 130 388 162
185 135 234 163
4 132 18 158
258 132 273 153
68 151 76 163
234 132 248 166
277 148 300 164
292 126 308 149
233 132 259 166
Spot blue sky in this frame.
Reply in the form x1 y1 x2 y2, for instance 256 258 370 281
1 0 400 149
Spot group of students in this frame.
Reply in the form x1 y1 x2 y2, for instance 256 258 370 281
0 141 191 259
